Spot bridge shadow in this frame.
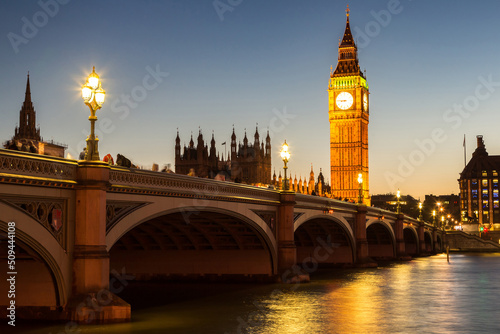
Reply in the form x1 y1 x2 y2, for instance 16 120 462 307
367 222 396 260
295 218 354 267
109 210 276 283
0 230 60 319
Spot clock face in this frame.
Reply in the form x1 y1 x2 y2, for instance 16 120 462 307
363 94 368 111
336 92 353 110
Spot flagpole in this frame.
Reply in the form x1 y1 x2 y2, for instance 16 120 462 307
464 134 466 167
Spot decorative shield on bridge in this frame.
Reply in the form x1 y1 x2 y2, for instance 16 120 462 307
51 208 62 232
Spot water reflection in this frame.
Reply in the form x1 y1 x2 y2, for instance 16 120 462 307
7 253 500 334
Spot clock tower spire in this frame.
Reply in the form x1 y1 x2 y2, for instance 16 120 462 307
328 7 370 204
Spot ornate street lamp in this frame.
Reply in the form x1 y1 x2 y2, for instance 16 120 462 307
357 173 363 204
418 201 423 221
280 140 290 191
81 66 105 161
396 189 401 214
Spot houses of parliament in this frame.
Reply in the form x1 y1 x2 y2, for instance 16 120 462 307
175 127 272 185
175 7 370 202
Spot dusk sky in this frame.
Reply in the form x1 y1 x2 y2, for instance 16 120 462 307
1 0 500 200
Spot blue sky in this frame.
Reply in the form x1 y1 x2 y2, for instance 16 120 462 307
1 0 500 200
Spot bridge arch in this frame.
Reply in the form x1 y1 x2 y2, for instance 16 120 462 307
403 225 419 256
0 201 68 309
436 234 443 252
294 214 356 266
366 220 397 259
424 231 433 253
107 198 278 278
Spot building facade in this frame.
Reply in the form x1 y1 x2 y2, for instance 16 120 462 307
459 135 500 231
4 74 66 157
175 127 272 185
328 7 370 205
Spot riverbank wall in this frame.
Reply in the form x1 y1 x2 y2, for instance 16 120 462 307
446 231 500 252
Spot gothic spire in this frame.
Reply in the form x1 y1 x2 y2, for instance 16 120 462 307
25 72 32 103
340 5 355 48
14 73 40 141
231 126 236 140
332 5 364 78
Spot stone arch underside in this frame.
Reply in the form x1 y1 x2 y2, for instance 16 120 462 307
0 214 66 317
109 210 275 280
436 234 443 252
294 217 355 265
424 231 433 253
404 227 418 256
366 222 396 259
0 194 71 312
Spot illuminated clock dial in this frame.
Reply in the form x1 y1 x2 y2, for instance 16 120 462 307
336 92 353 110
363 94 368 111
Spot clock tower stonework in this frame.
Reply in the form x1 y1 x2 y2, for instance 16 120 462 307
328 7 370 204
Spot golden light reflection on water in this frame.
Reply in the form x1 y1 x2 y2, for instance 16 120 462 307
254 292 325 334
16 254 500 334
323 271 385 333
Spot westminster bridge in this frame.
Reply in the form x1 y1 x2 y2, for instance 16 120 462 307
0 149 444 323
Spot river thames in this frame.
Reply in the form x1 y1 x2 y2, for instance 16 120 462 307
9 253 500 334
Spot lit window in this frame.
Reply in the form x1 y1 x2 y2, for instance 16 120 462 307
483 190 489 200
494 190 499 198
472 189 478 199
494 200 499 209
494 170 498 176
482 170 488 177
482 179 489 187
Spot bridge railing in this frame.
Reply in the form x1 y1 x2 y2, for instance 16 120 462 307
108 166 281 204
0 149 77 183
294 194 436 228
366 205 436 229
295 193 359 213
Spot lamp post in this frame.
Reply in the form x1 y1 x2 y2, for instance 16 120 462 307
280 140 290 191
82 66 106 161
441 216 445 229
432 210 436 227
418 201 423 221
396 189 401 214
357 173 363 204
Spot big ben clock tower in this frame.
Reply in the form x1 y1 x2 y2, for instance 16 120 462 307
328 6 370 205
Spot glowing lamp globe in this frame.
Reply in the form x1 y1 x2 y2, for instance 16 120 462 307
82 85 92 102
87 66 99 89
95 85 106 105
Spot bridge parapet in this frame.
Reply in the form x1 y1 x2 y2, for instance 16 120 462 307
0 149 77 185
108 167 281 204
295 194 359 213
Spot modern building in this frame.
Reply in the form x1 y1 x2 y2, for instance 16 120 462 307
459 135 500 232
328 7 370 205
175 127 272 185
4 74 66 157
